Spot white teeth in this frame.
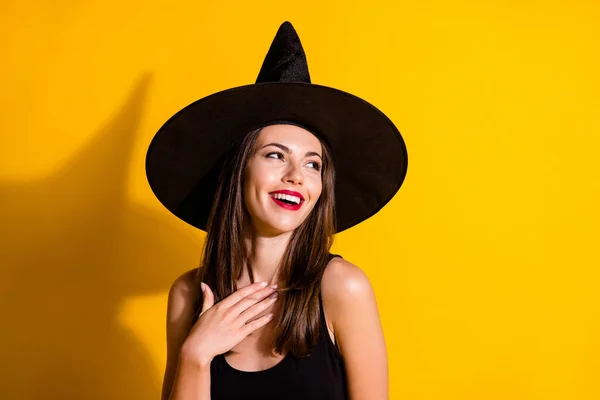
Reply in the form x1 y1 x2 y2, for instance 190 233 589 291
271 193 302 205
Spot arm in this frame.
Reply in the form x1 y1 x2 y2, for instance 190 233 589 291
322 258 389 400
161 268 211 400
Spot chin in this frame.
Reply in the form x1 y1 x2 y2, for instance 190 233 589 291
265 221 301 235
252 215 307 236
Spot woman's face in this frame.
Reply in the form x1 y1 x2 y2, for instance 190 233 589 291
243 124 323 236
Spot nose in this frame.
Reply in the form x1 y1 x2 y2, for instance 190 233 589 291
283 163 303 185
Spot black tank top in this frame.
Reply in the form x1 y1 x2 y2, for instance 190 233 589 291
210 254 348 399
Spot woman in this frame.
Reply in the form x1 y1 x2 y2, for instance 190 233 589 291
146 22 408 400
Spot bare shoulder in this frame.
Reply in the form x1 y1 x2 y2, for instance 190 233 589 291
162 267 201 400
321 256 377 349
321 256 388 397
321 256 374 305
168 267 200 301
167 267 201 323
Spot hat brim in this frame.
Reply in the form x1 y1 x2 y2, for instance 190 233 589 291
145 82 408 233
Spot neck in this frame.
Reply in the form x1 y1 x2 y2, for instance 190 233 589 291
243 228 293 285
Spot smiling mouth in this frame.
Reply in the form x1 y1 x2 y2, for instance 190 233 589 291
269 193 304 210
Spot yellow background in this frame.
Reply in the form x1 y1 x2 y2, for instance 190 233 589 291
1 1 599 399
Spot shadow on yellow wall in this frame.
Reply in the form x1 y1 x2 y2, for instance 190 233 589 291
0 74 199 399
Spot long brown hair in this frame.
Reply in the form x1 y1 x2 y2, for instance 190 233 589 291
195 126 336 357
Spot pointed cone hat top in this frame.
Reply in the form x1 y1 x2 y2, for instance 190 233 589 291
256 22 311 84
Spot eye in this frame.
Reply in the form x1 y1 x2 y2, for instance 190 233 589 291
306 161 321 171
266 152 321 171
266 151 284 160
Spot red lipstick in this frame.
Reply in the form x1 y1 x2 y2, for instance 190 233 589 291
270 190 304 200
269 190 304 211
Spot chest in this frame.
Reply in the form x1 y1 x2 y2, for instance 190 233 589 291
211 337 348 400
225 299 284 371
225 300 338 372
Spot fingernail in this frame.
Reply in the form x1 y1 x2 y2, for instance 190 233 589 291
259 281 268 287
269 284 278 289
200 282 206 293
270 292 278 299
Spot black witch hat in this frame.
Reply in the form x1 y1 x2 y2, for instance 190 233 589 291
145 21 408 233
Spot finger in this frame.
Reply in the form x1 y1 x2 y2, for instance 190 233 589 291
238 292 278 324
219 281 270 309
200 282 214 316
229 284 278 312
241 313 274 336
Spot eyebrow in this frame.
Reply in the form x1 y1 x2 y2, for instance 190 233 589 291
260 142 322 160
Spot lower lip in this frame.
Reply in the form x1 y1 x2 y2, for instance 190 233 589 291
270 196 303 211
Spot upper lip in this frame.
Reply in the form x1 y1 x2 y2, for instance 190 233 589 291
269 190 305 201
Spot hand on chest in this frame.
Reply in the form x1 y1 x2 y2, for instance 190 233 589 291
225 301 285 372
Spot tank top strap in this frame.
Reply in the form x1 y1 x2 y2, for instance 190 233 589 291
318 252 343 358
319 252 342 313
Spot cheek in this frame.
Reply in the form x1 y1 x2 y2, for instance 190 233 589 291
244 162 261 189
242 165 259 208
307 177 323 201
244 163 275 198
